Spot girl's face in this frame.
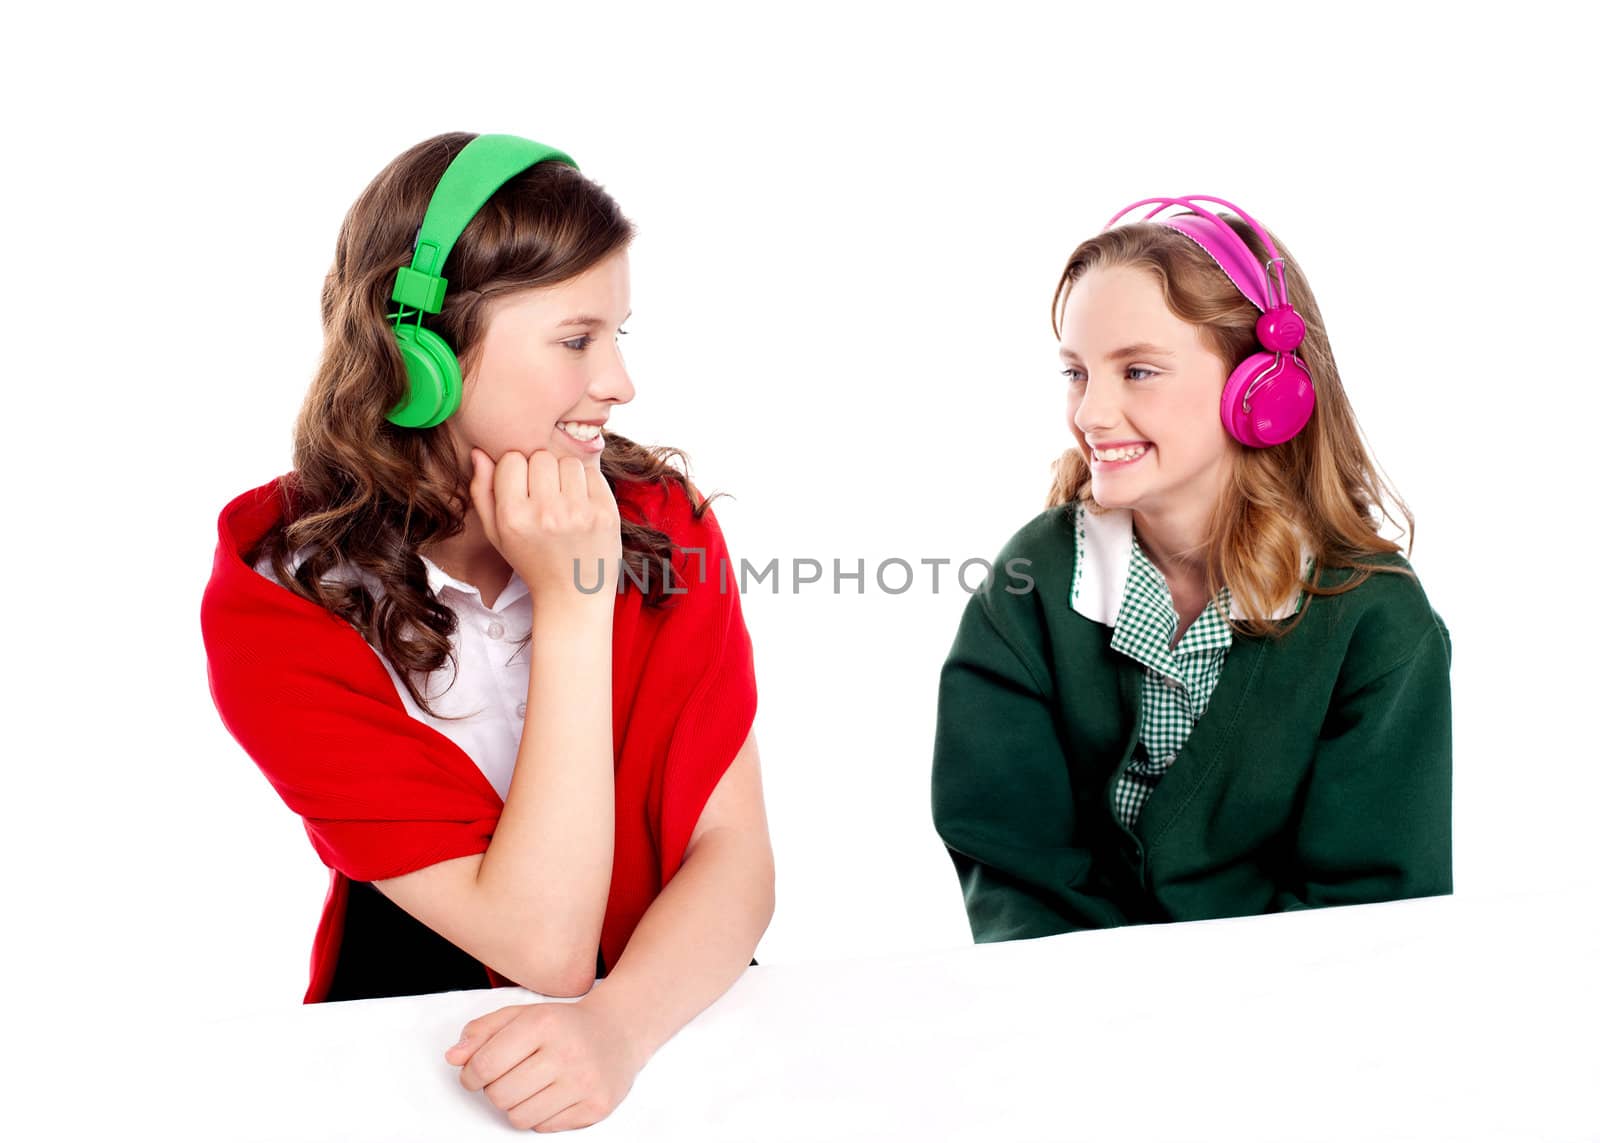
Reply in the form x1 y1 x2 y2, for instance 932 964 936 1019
444 246 635 474
1058 263 1235 519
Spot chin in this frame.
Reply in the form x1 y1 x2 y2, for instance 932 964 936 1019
1089 481 1135 510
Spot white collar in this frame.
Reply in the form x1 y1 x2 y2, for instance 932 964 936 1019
420 553 530 612
258 544 530 613
1071 502 1311 626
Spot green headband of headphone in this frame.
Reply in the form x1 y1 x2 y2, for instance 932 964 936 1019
385 133 579 428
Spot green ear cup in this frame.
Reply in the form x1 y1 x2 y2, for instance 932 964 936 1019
388 324 463 429
382 134 578 430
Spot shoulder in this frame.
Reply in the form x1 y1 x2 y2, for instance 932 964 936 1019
216 474 293 548
202 472 362 643
613 474 733 551
974 501 1079 617
991 501 1078 575
1306 551 1450 678
1312 550 1439 629
202 479 399 716
208 473 293 599
962 501 1079 649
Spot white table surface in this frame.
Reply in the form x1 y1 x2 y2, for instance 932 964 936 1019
155 892 1597 1141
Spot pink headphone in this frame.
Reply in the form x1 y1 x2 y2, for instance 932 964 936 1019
1102 195 1315 448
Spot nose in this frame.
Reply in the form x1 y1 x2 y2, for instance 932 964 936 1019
590 339 635 406
1072 374 1118 437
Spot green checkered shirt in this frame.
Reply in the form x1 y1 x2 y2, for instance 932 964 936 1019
1071 503 1304 827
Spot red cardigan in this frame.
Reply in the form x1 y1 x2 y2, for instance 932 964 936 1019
199 473 758 1003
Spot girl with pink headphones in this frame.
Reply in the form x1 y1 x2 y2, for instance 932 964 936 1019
931 197 1452 939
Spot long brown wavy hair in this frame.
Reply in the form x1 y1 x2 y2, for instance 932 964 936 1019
251 131 719 717
1046 215 1415 638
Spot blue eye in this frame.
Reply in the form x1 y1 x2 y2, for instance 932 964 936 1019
562 327 630 352
1059 365 1159 383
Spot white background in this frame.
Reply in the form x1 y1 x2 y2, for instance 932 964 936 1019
5 0 1592 1100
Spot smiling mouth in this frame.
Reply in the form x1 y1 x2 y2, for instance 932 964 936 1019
556 420 604 442
1090 443 1150 462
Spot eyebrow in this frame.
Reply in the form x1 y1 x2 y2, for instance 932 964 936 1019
1058 341 1177 362
555 310 633 329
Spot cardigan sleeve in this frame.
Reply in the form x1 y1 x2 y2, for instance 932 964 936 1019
931 581 1129 942
1272 608 1453 911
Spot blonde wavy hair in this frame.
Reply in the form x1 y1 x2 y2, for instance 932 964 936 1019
1046 215 1415 638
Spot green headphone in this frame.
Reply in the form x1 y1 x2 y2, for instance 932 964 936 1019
385 134 579 428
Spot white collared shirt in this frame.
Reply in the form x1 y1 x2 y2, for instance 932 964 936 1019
252 548 532 802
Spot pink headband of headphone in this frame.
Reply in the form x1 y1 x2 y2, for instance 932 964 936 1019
1098 195 1315 447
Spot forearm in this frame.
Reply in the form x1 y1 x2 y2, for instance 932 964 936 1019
476 602 616 981
581 826 775 1061
951 847 1129 940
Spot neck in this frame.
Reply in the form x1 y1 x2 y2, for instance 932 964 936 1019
421 428 512 585
1132 500 1214 586
421 498 511 586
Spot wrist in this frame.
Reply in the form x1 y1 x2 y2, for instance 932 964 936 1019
530 591 616 630
580 976 663 1071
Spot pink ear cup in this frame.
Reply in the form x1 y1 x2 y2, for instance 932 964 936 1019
1221 352 1316 447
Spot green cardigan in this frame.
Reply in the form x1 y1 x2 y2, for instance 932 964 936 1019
931 504 1452 942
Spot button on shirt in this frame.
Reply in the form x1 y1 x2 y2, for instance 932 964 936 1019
1068 500 1311 828
253 548 533 802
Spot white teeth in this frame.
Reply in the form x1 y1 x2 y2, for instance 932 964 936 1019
1095 444 1148 461
558 422 602 441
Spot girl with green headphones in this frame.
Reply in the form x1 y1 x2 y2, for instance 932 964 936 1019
202 132 773 1132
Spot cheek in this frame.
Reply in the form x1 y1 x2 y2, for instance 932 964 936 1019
543 363 594 410
1157 382 1224 437
460 399 554 454
1163 412 1232 469
485 381 570 428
